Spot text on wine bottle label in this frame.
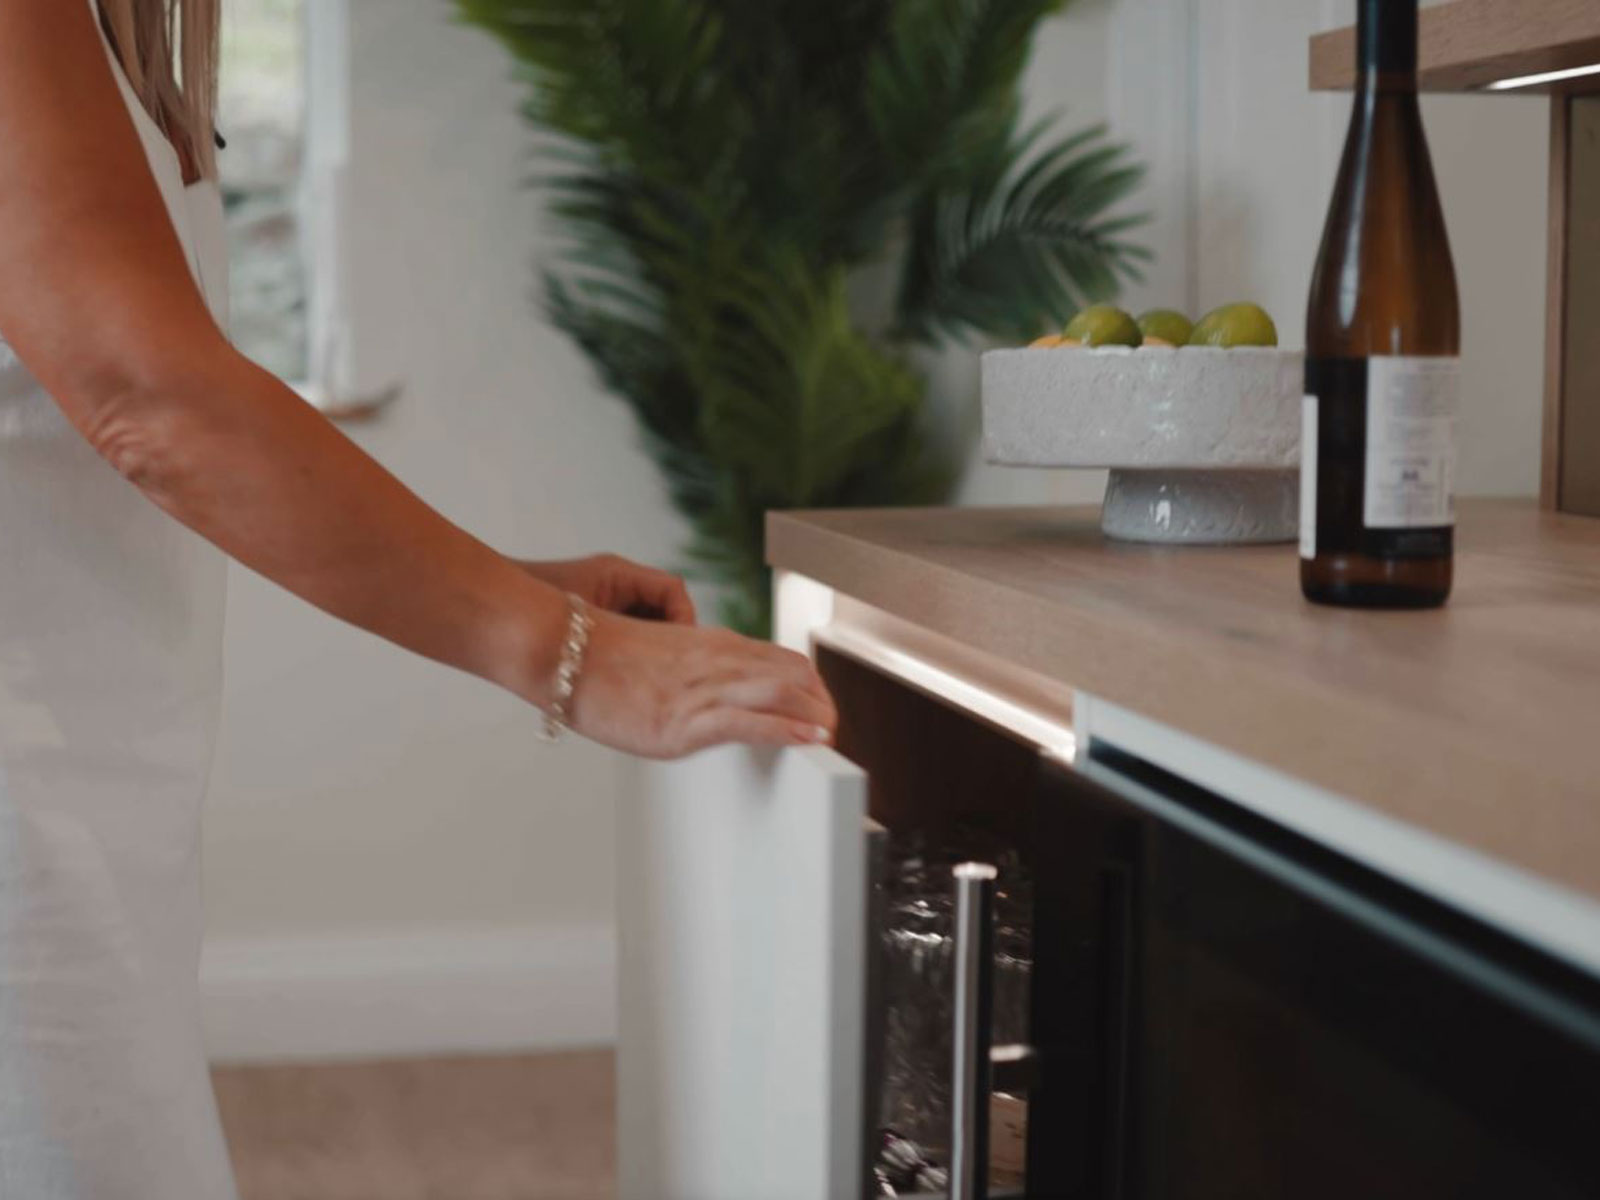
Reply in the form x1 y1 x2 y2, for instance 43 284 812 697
1363 356 1459 529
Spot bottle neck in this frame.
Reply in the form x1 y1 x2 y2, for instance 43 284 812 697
1356 0 1418 93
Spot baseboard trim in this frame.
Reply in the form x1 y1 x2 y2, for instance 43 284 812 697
200 924 616 1064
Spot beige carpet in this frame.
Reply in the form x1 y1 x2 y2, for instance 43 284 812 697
211 1049 616 1200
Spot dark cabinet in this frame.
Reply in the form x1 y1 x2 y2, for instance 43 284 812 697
620 647 1600 1200
1030 745 1600 1200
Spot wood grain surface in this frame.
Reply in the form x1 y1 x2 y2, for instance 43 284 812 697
1311 0 1600 94
769 500 1600 903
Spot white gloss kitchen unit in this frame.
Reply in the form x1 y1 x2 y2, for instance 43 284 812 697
618 500 1600 1200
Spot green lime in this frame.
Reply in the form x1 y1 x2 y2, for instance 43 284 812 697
1063 304 1142 348
1136 308 1193 346
1187 302 1278 348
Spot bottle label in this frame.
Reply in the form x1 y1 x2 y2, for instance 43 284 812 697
1300 394 1317 560
1303 355 1454 562
1362 356 1459 529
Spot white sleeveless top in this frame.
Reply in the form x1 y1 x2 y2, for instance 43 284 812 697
0 8 237 1197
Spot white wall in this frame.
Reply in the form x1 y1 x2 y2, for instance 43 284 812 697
201 0 681 1060
954 0 1189 509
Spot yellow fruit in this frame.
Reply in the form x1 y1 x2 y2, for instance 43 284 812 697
1137 309 1193 346
1187 302 1279 348
1029 334 1067 349
1063 304 1142 348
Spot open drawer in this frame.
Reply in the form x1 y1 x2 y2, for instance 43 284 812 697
616 741 876 1200
617 625 1600 1200
618 639 1069 1200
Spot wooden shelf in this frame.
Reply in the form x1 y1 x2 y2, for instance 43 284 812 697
1310 0 1600 93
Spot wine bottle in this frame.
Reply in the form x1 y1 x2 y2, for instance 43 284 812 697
1302 0 1459 608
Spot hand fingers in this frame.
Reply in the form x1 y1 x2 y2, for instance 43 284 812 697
680 708 832 754
702 640 836 728
711 631 833 703
654 572 696 624
614 562 696 625
773 655 833 718
708 676 836 731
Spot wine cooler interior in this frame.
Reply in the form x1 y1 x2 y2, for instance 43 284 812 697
819 646 1052 1199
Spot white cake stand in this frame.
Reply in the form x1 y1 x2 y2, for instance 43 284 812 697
980 345 1304 544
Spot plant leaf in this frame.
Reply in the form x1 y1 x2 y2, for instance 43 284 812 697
897 116 1149 344
455 0 1149 633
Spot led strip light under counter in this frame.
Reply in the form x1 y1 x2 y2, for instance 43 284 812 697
774 572 1078 764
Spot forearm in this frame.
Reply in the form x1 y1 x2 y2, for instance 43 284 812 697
102 347 567 706
0 0 560 715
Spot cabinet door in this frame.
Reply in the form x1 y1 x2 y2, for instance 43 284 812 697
1025 759 1143 1200
617 745 873 1200
1075 747 1600 1200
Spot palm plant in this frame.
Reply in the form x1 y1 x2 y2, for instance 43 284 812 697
457 0 1147 633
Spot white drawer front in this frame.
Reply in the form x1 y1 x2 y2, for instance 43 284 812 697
618 745 871 1200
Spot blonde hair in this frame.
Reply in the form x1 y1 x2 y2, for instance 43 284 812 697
96 0 220 180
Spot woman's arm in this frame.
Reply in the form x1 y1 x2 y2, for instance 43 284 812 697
0 0 832 755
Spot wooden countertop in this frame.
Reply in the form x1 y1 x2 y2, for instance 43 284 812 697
768 499 1600 904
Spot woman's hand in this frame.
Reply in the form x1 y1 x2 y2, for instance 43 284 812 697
568 611 837 759
520 555 696 624
515 556 836 756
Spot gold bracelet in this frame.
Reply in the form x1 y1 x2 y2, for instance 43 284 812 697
540 593 594 742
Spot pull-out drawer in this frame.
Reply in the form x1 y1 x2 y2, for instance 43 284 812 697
617 628 1600 1200
617 744 875 1200
618 638 1056 1200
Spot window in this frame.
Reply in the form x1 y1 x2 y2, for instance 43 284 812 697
218 0 307 382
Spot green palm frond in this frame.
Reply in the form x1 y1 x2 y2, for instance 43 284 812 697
898 117 1149 344
457 0 1147 634
456 0 734 182
694 261 925 507
683 483 771 630
866 0 1065 183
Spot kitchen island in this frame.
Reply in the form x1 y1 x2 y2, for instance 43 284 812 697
618 497 1600 1200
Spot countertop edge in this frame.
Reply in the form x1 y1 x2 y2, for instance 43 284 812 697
766 506 1600 908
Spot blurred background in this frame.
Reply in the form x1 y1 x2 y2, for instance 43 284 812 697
201 0 1545 1194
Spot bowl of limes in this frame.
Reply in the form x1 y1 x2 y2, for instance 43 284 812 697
980 302 1301 544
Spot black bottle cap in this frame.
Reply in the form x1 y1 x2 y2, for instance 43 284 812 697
1358 0 1418 76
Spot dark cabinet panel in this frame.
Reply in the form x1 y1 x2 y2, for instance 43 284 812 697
1046 746 1600 1200
820 647 1600 1199
1026 757 1140 1199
